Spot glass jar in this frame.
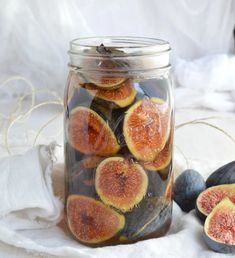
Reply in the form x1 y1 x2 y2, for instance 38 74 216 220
64 36 174 247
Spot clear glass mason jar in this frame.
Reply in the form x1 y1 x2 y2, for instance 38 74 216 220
64 36 174 247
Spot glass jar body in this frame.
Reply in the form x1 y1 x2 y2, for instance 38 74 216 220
64 37 174 247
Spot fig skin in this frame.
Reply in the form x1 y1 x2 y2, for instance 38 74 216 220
204 198 235 253
67 161 97 197
67 195 125 244
123 98 170 162
173 169 206 212
124 196 172 240
147 171 164 197
206 161 235 188
84 80 136 108
95 157 148 212
64 71 86 107
196 183 235 220
138 79 168 101
67 106 120 156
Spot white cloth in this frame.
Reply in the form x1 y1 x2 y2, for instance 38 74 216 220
0 186 231 258
0 143 63 231
0 128 234 257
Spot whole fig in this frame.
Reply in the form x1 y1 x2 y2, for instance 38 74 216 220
173 169 206 212
206 161 235 187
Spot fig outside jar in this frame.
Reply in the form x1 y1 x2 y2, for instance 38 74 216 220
64 37 174 247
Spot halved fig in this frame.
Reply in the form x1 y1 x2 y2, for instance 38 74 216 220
141 127 173 170
84 80 136 107
95 157 148 212
204 198 235 253
196 183 235 220
123 98 170 161
89 75 127 89
67 195 125 244
67 107 120 156
81 156 104 169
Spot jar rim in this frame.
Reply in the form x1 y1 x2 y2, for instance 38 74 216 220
69 36 170 56
68 36 171 71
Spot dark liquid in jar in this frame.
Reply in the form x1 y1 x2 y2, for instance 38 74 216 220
64 69 174 247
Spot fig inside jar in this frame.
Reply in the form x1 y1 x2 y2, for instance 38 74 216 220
64 37 174 247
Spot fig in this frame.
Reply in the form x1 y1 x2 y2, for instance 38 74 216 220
66 87 95 114
67 107 120 156
84 80 136 108
81 156 104 169
124 196 172 240
141 127 173 171
69 172 96 196
89 99 113 121
204 198 235 253
67 195 125 244
206 161 235 187
68 162 97 196
123 98 170 161
89 75 127 89
196 183 235 220
96 44 126 58
64 72 86 106
65 142 84 166
95 157 148 212
64 72 89 111
174 169 206 212
147 171 164 197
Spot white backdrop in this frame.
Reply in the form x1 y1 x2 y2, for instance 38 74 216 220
0 0 234 109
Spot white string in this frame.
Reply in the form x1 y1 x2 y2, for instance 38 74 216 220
0 76 64 155
0 76 36 118
33 112 63 146
5 101 63 154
